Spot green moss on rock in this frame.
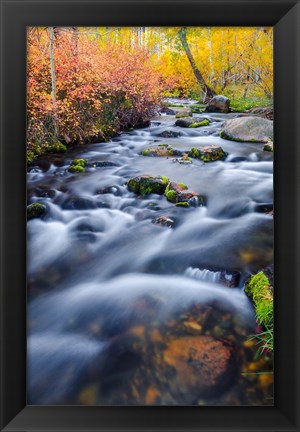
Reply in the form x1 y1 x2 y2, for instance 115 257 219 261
68 165 85 173
189 145 226 162
245 272 273 329
27 202 47 220
165 189 177 203
45 141 67 153
128 175 169 196
71 159 88 168
176 201 190 207
189 148 199 158
188 119 210 128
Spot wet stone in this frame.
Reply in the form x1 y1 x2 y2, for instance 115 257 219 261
141 146 181 157
189 145 227 162
128 175 169 196
164 182 206 207
157 130 182 138
152 216 175 228
163 336 235 397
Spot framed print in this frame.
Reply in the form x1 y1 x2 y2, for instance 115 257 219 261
0 0 299 430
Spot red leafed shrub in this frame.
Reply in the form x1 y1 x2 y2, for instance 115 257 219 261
27 28 162 160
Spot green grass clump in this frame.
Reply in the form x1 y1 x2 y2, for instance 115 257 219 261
188 119 210 128
245 272 273 355
141 149 150 156
230 96 272 112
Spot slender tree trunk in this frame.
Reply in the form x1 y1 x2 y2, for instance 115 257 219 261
48 27 58 136
178 27 215 101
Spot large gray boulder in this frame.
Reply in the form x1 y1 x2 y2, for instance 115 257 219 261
205 95 230 113
220 116 273 143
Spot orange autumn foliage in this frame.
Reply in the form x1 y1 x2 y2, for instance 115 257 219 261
27 28 162 152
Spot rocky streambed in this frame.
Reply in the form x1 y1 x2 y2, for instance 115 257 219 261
27 98 273 406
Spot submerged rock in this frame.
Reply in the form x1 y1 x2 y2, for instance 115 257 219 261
220 270 240 288
141 145 181 157
127 175 169 196
189 145 227 162
164 182 206 207
90 161 119 168
163 336 235 396
157 130 182 138
27 202 47 220
205 95 230 113
220 116 273 143
152 216 175 228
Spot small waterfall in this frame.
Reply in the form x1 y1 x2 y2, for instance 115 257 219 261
184 267 221 284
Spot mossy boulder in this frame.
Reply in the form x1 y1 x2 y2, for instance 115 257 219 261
164 182 206 207
189 145 227 162
220 116 273 143
188 119 210 128
175 109 193 118
27 202 47 220
127 175 169 196
245 269 273 329
141 146 181 157
68 159 88 173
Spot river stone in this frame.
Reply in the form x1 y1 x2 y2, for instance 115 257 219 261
152 216 174 228
220 270 240 288
189 145 227 162
163 336 235 396
141 145 181 157
27 202 47 220
157 130 182 138
175 109 193 118
175 117 197 127
127 175 169 196
205 95 230 113
263 141 273 152
160 106 177 115
164 182 206 207
220 116 273 143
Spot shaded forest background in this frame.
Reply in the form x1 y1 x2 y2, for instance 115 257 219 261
27 27 273 163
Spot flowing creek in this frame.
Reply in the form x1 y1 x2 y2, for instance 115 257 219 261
27 99 273 405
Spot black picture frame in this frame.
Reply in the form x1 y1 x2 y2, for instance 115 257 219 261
1 0 299 430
